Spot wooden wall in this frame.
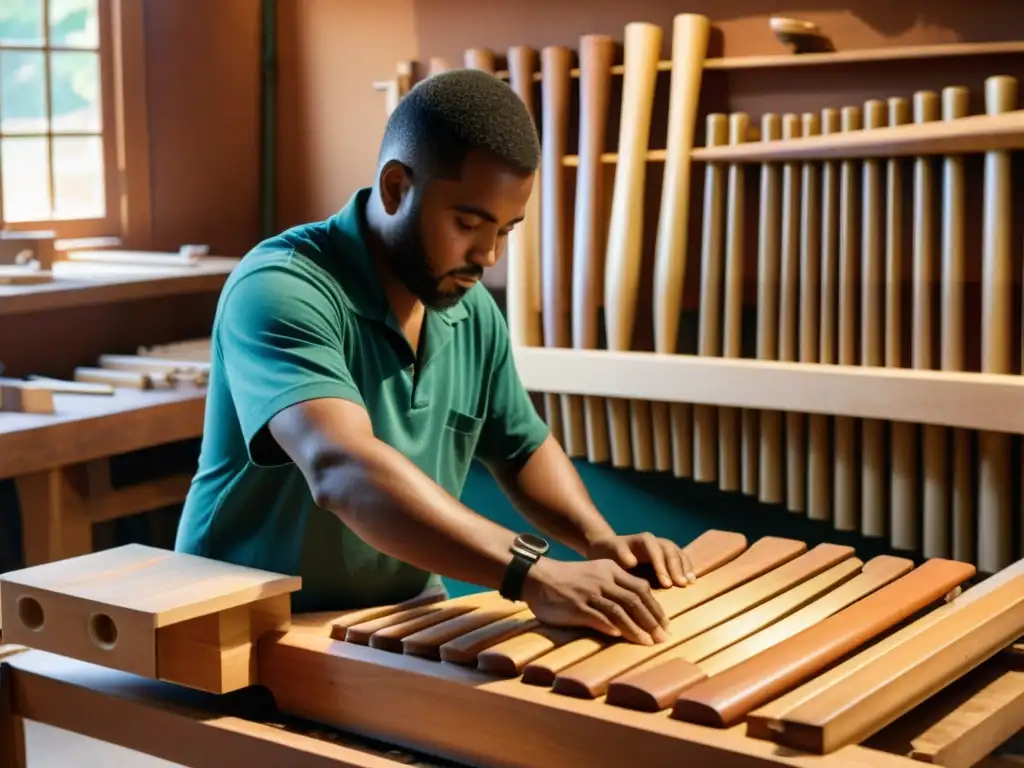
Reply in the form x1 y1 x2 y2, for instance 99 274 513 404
143 0 263 257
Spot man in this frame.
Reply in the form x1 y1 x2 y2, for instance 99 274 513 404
176 69 695 647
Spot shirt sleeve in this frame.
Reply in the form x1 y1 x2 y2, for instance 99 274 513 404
475 299 551 467
215 259 366 466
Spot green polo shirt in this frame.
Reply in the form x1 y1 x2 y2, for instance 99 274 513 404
175 188 550 612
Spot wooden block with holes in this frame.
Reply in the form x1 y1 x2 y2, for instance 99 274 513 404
0 544 300 694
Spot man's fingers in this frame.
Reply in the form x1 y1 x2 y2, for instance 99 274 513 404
589 594 652 645
575 605 622 639
681 550 697 584
611 569 670 631
636 533 672 588
663 541 690 587
606 585 671 643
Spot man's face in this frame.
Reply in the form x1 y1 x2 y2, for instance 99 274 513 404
387 150 534 309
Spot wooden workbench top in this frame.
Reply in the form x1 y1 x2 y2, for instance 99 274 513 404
0 257 240 316
0 384 207 479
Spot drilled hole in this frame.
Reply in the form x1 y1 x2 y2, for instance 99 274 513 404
17 596 44 631
88 613 118 650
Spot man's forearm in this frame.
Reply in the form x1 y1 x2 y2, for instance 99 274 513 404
312 438 519 590
490 435 616 556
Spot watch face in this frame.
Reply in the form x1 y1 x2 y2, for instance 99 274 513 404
517 533 549 556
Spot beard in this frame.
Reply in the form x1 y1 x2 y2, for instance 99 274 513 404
387 201 482 310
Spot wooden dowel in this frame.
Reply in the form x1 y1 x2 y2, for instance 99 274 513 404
978 75 1017 573
834 106 862 532
694 113 729 483
860 99 886 539
939 86 973 564
756 114 783 504
719 112 749 492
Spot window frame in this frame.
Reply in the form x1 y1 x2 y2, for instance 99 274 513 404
0 0 151 249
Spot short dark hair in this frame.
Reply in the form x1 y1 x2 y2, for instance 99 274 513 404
379 68 540 180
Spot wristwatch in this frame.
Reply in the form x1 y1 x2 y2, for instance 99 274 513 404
500 533 549 601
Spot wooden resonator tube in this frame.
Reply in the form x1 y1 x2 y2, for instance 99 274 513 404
653 13 708 477
572 35 615 465
540 45 580 454
694 113 728 483
939 85 973 563
604 22 661 470
755 113 783 504
834 106 861 532
719 112 749 493
810 107 840 523
886 96 914 550
778 113 802 512
979 75 1016 573
504 48 543 352
798 112 822 518
910 90 940 554
859 99 885 538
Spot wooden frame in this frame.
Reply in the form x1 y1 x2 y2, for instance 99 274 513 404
0 649 422 768
0 0 151 248
511 347 1024 436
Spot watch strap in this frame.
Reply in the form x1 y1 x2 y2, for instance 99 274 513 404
499 550 536 601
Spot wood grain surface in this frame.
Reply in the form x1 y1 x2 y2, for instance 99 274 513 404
551 543 854 698
607 555 910 712
472 530 747 676
670 558 977 727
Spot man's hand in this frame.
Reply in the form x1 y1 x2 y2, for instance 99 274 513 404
586 533 696 588
521 557 671 645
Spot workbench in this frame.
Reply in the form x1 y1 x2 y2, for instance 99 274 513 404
0 385 206 566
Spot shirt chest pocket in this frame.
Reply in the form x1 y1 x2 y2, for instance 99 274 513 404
440 409 484 492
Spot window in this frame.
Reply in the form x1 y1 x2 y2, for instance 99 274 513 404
0 0 143 242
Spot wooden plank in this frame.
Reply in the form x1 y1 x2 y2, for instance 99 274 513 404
520 536 804 686
749 569 1024 753
607 555 911 712
260 630 921 768
512 347 1024 436
670 559 976 728
466 529 748 675
749 560 1024 738
691 110 1024 163
866 656 1024 768
5 650 416 768
550 544 855 698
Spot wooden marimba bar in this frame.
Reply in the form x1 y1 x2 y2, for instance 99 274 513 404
3 530 1020 767
375 18 1024 576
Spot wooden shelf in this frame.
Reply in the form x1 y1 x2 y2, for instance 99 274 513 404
513 346 1024 436
702 40 1024 71
373 40 1024 90
690 109 1024 163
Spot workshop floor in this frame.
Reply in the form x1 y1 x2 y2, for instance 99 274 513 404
24 720 178 767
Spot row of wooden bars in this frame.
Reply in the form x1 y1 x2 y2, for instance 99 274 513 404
375 19 1024 575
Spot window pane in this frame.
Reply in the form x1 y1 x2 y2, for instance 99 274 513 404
1 136 51 222
0 51 47 134
49 0 99 48
50 50 100 132
52 134 104 219
0 0 44 46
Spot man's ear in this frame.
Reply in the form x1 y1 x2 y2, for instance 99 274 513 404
378 160 414 215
